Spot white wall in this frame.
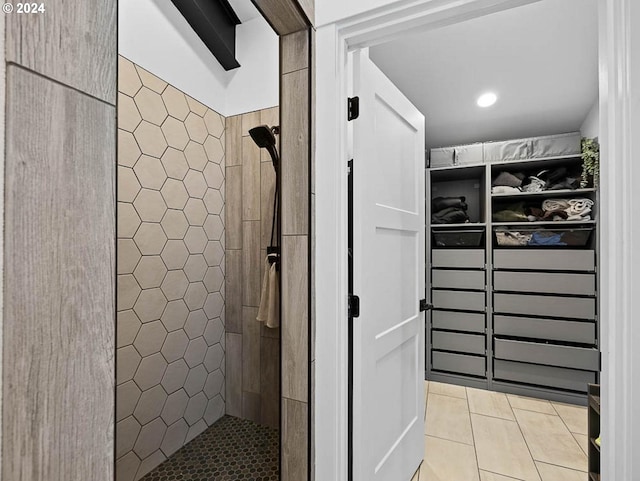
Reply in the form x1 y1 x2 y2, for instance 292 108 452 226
580 99 599 138
118 0 278 116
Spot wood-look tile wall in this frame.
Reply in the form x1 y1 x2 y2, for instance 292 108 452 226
3 2 116 480
225 106 281 428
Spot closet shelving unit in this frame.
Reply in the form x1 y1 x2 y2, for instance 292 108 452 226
426 141 600 404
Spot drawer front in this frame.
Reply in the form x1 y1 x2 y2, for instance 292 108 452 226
484 139 531 162
433 290 485 312
494 271 596 296
430 147 455 168
493 250 595 272
494 360 596 393
432 310 485 333
494 293 595 320
494 315 596 345
531 132 581 158
494 338 600 371
432 331 485 355
432 249 485 269
432 269 485 290
432 351 486 377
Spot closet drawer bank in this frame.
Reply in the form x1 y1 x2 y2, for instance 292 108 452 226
494 315 596 344
432 331 485 355
493 250 595 272
494 338 599 371
494 360 596 393
432 249 484 269
432 289 485 312
432 351 485 377
494 293 595 320
493 271 596 296
432 269 485 290
431 310 485 333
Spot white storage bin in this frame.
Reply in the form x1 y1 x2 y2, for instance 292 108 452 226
483 138 531 161
430 143 484 168
531 132 581 158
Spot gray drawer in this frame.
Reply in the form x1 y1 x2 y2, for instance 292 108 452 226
432 310 485 333
432 249 485 269
531 132 581 158
494 315 596 344
493 250 595 272
433 290 485 312
493 271 596 296
432 351 485 377
432 331 485 355
494 338 599 371
494 293 595 320
432 269 485 290
494 360 596 393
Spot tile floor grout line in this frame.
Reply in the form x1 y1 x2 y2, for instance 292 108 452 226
510 408 545 481
424 432 476 447
464 387 483 481
481 468 526 480
535 459 589 474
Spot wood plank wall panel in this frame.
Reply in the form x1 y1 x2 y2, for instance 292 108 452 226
3 65 115 481
282 398 309 480
6 1 117 104
253 0 309 35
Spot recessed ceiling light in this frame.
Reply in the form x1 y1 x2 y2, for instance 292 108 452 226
477 92 497 108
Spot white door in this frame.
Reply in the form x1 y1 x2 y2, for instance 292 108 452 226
351 48 426 481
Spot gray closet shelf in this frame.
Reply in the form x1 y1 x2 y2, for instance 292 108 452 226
431 222 486 228
491 188 597 199
493 220 596 226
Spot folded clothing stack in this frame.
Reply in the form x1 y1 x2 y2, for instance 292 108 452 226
491 166 583 194
493 198 595 222
431 196 470 224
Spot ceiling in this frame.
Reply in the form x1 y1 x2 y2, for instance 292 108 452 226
227 0 261 23
369 0 598 150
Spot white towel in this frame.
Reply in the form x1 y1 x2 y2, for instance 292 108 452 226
257 255 279 328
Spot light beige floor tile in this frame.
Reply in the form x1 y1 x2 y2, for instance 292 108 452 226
480 471 524 481
471 413 541 481
425 393 473 445
428 381 467 399
572 432 589 456
421 436 479 481
513 409 587 472
552 402 588 435
467 387 515 421
507 394 556 415
535 461 587 481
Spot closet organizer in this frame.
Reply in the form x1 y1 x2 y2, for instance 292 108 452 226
426 132 599 404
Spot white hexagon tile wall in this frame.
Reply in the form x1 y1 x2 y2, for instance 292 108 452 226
116 56 226 481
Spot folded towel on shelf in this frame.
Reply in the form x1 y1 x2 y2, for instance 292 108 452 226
522 176 546 193
432 196 467 212
492 185 522 194
542 199 571 212
432 206 469 224
566 198 594 217
493 171 524 187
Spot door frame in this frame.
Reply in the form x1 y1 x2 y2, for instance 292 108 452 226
314 0 637 480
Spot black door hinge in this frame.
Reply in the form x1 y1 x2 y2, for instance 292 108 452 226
349 294 360 318
348 96 360 121
419 299 433 312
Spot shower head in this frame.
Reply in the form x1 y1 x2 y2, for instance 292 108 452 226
249 125 279 169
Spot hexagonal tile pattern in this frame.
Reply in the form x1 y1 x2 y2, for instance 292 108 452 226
117 274 141 311
161 330 189 363
203 370 224 399
203 318 224 346
135 65 168 93
134 321 168 357
117 380 141 422
184 255 207 282
162 85 189 120
161 209 189 239
134 155 167 190
203 267 223 293
119 56 142 97
116 451 140 481
184 141 208 171
184 227 208 254
161 360 189 394
134 418 167 459
161 148 189 180
185 309 207 339
204 344 224 372
134 385 168 425
161 240 189 270
203 188 223 214
204 110 224 137
160 179 189 210
161 270 189 301
134 353 168 391
203 215 224 240
184 337 207 367
160 300 189 332
203 241 223 266
204 395 225 425
161 390 189 430
117 346 141 384
134 288 168 323
137 450 166 480
118 238 142 275
133 256 167 289
134 121 167 158
204 134 224 162
184 170 207 198
203 161 224 188
117 416 142 459
134 189 167 222
118 166 141 202
134 223 167 255
118 202 141 238
117 310 142 348
161 116 190 150
134 87 168 126
184 198 207 226
184 364 207 396
203 292 224 319
118 93 142 132
118 129 141 167
160 419 189 457
184 392 208 425
186 96 208 116
184 282 207 311
184 112 208 143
